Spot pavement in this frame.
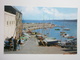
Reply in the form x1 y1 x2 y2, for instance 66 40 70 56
4 35 77 54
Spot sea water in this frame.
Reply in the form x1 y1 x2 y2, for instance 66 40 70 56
22 20 77 42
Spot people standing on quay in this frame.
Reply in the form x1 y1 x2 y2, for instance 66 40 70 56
13 37 17 51
4 36 14 51
17 37 21 51
8 36 14 50
4 37 9 50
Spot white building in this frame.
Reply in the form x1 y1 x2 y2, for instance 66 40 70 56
4 6 22 39
4 11 16 39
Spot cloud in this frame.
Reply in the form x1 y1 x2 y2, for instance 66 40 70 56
64 13 77 19
41 7 77 20
25 7 41 14
42 8 53 14
16 7 77 20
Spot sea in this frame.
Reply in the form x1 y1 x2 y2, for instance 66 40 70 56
22 20 77 42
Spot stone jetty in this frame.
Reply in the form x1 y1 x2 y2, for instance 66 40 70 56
23 23 56 32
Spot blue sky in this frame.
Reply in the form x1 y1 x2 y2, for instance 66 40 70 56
15 6 77 20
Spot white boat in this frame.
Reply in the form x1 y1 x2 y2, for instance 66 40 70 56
61 33 69 38
43 37 58 46
63 28 70 31
23 33 31 38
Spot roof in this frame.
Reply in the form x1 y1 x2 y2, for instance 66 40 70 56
5 6 22 15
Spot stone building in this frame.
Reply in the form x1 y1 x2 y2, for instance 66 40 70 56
4 6 22 39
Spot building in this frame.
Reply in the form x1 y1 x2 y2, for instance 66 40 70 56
4 6 22 39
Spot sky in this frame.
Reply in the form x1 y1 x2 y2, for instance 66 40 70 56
15 6 78 20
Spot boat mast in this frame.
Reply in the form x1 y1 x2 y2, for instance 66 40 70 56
42 10 44 35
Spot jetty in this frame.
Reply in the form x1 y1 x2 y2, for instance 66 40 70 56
23 23 56 32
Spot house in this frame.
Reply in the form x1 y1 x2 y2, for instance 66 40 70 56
4 6 22 39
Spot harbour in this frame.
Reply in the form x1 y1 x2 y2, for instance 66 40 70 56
4 6 77 54
23 20 77 42
4 20 77 54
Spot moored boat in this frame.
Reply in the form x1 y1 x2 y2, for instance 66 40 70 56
43 37 58 46
63 28 70 31
55 29 60 31
67 36 74 39
60 32 66 33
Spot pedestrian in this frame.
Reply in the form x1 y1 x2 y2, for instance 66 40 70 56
8 37 13 50
17 38 21 51
4 37 10 50
13 37 17 51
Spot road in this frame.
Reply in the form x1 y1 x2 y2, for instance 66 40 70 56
4 35 77 54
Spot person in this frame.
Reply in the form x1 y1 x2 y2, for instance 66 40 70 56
17 38 21 51
13 37 17 51
8 37 13 50
39 39 46 46
4 37 9 50
8 36 14 50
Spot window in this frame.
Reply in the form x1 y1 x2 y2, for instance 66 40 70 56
12 21 13 24
10 21 11 25
7 21 8 25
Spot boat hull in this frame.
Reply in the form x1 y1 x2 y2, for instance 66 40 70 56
46 41 58 46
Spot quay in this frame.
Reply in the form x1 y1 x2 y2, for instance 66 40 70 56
4 35 77 54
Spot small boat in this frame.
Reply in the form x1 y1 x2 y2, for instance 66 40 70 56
63 28 70 31
60 26 65 28
67 36 74 39
64 38 77 49
31 32 37 35
55 29 60 31
43 37 58 46
60 32 66 33
36 35 45 40
61 33 69 38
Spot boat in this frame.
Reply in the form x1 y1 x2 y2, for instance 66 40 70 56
43 37 58 46
60 32 66 33
67 36 74 39
23 33 31 38
64 38 77 49
61 33 69 38
31 32 37 35
36 35 45 40
55 29 60 31
60 26 65 28
63 28 70 31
